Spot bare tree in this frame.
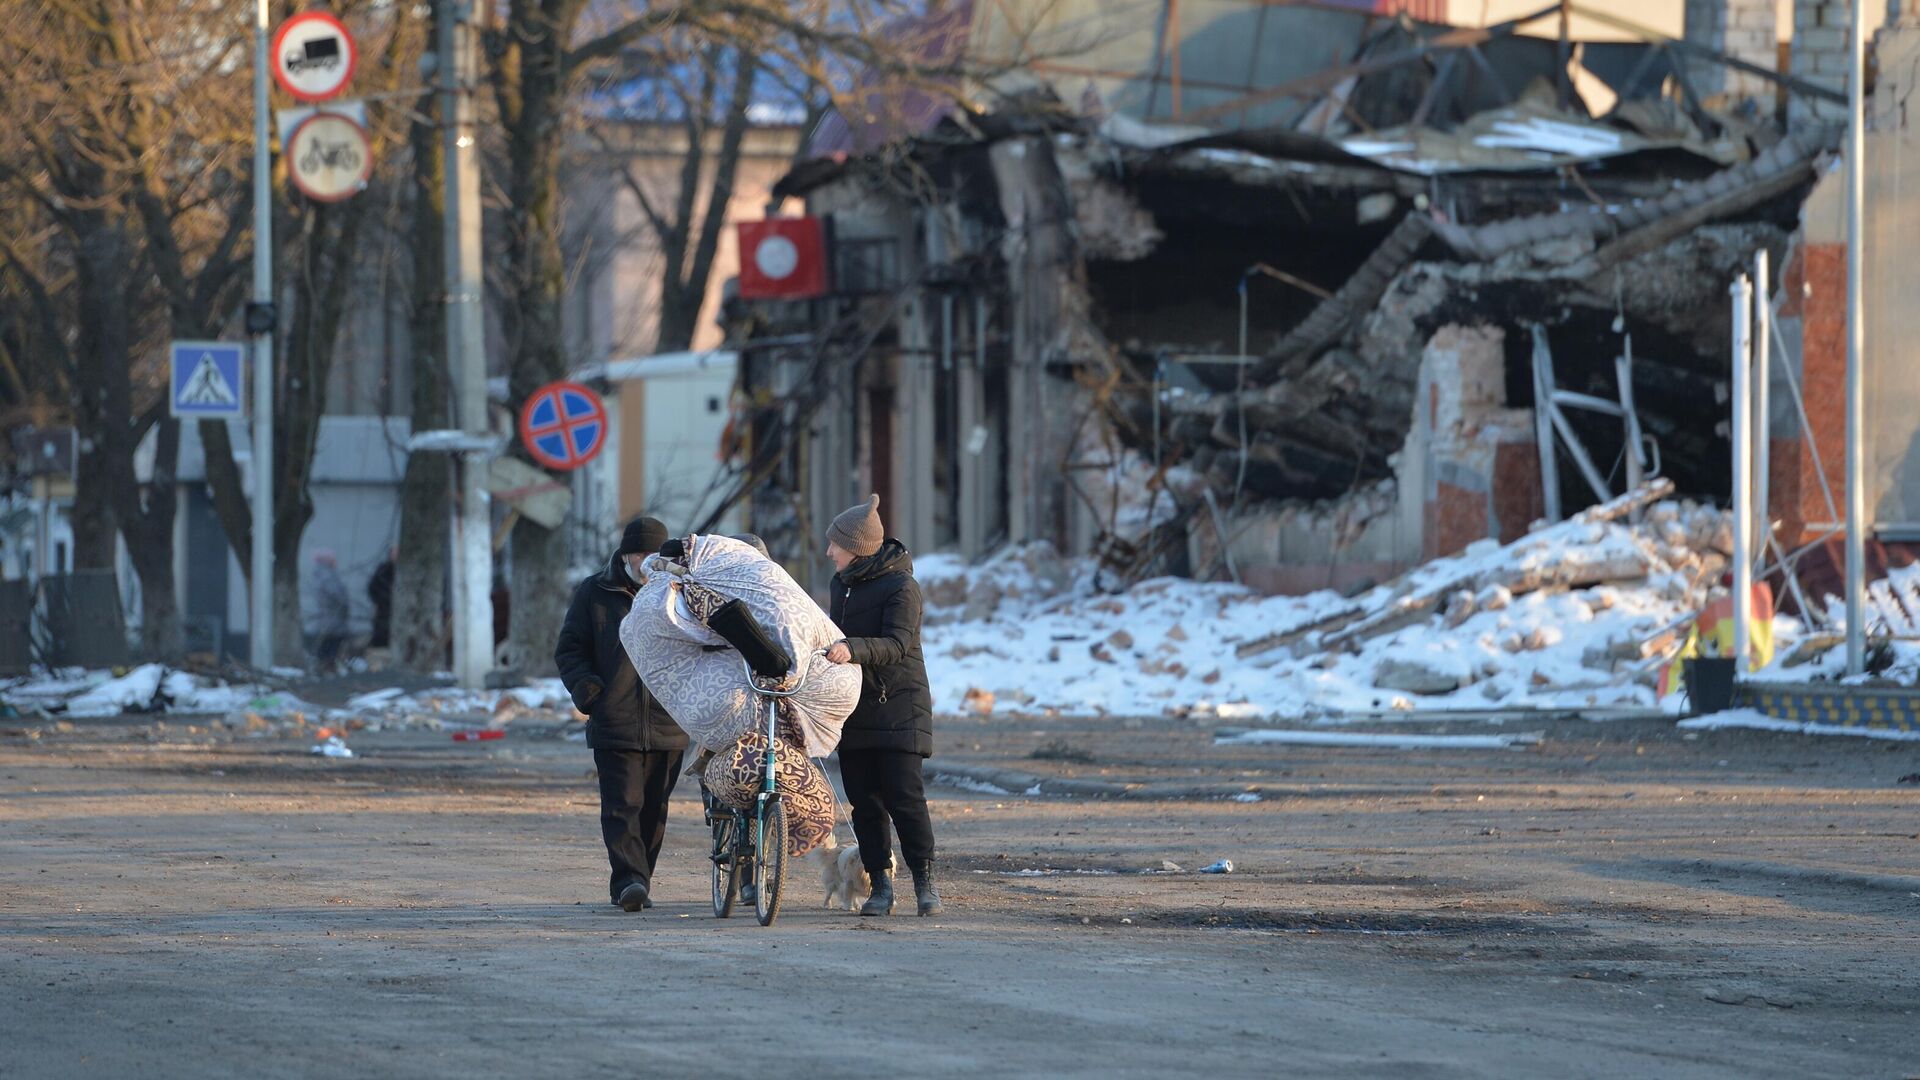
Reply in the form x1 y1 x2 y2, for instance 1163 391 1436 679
0 0 433 665
485 0 945 667
0 0 259 657
391 0 453 673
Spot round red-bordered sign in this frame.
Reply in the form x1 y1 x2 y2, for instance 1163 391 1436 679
272 11 358 103
285 111 373 203
519 381 608 471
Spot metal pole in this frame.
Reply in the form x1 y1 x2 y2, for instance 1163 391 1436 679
442 0 493 688
1845 0 1867 675
1530 325 1562 522
1753 249 1771 573
1232 274 1249 513
248 0 275 671
1616 337 1645 496
1731 274 1753 669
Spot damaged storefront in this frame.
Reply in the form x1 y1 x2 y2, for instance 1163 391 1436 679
719 0 1840 595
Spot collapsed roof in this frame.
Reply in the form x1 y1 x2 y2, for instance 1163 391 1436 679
766 0 1837 529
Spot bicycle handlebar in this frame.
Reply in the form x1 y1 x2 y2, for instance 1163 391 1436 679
739 650 825 699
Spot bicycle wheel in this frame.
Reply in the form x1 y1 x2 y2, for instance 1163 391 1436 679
754 800 788 926
711 813 739 918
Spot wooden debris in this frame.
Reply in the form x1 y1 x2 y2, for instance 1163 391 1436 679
1320 479 1674 651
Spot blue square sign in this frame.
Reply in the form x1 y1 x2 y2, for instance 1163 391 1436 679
170 341 246 418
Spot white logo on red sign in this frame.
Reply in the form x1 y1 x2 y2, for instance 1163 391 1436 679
272 12 357 102
754 235 801 280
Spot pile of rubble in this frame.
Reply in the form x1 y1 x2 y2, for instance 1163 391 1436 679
919 480 1751 721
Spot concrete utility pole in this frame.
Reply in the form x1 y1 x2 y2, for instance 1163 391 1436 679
249 0 276 670
441 0 492 688
1845 0 1867 675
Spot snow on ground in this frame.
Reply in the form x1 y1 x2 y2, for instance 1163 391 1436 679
1215 729 1541 750
9 664 268 718
13 499 1918 744
2 667 575 738
1679 708 1920 742
916 521 1701 723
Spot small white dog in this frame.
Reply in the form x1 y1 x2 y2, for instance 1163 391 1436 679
806 832 893 910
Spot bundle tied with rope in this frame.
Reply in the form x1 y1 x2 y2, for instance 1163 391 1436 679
620 535 854 857
619 534 860 757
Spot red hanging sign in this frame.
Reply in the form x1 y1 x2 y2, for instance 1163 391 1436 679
738 217 829 300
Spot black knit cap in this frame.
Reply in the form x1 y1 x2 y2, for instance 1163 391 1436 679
616 516 669 556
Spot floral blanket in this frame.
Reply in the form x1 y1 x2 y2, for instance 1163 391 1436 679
619 534 860 757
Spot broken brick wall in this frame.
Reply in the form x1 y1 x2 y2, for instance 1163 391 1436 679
1409 325 1545 561
1771 15 1920 548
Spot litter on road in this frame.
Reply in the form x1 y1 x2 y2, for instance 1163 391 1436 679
309 735 353 758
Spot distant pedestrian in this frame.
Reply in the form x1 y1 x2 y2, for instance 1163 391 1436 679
554 516 688 913
366 547 395 650
309 550 351 674
822 495 941 917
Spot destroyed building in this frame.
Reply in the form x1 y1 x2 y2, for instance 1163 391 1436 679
719 0 1858 598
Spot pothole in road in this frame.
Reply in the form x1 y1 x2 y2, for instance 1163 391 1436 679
1074 909 1550 936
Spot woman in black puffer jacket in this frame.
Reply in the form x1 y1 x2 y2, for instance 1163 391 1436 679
822 494 941 917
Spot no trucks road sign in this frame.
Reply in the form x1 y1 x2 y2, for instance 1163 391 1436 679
272 11 357 102
518 381 608 471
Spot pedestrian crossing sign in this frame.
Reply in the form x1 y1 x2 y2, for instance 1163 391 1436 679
170 341 246 418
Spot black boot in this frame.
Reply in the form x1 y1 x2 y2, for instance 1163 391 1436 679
860 870 895 916
910 862 943 917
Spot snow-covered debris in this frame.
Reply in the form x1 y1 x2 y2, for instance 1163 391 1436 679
63 665 171 716
55 665 261 718
3 666 578 740
921 486 1733 722
1748 636 1920 688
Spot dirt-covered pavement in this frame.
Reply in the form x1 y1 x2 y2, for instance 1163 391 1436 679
2 712 1916 1079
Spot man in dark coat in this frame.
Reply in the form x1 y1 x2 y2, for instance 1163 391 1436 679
554 516 688 912
823 494 941 917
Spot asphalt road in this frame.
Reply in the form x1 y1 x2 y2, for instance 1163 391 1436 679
1 713 1916 1078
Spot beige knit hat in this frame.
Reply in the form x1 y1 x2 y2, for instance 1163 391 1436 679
827 493 884 557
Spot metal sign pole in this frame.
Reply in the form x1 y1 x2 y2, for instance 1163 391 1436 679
1731 274 1753 668
1845 0 1867 675
1753 249 1771 575
442 0 492 688
249 0 276 671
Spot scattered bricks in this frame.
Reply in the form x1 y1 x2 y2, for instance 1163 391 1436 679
1444 590 1479 629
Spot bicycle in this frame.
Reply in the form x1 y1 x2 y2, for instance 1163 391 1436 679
701 631 818 927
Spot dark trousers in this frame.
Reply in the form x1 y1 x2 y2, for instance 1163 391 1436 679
839 749 935 875
593 748 684 902
315 634 347 671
